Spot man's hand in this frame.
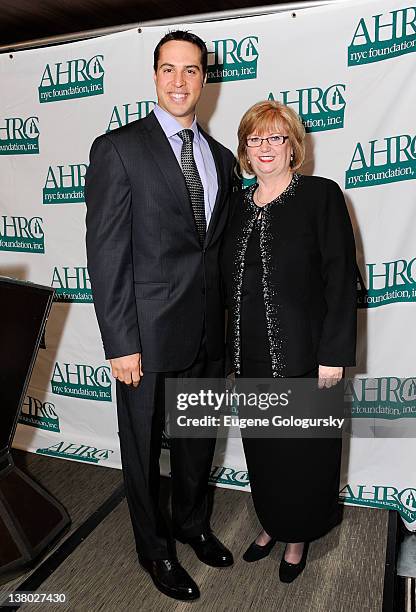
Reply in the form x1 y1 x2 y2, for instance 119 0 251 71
110 353 143 387
318 365 343 389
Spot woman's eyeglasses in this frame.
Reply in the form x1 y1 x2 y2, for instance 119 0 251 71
246 135 289 147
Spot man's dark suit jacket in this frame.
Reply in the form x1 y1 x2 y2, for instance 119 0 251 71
85 111 234 372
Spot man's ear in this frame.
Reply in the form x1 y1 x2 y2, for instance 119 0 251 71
202 73 207 87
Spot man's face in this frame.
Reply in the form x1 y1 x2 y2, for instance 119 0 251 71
154 40 206 127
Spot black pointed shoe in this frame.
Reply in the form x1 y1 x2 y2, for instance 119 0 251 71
139 558 200 601
243 537 277 562
278 543 309 583
184 531 234 567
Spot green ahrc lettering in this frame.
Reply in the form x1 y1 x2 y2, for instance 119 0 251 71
350 9 416 46
51 267 90 290
348 142 368 171
340 484 401 503
44 164 87 189
39 64 55 88
350 17 373 46
51 362 65 384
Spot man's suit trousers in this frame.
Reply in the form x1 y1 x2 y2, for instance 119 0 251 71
116 336 223 560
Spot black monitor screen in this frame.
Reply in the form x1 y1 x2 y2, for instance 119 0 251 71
0 277 53 454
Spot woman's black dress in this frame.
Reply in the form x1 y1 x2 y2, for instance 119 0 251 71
221 174 357 542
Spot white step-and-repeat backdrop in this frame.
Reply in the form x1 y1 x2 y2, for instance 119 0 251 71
1 0 415 528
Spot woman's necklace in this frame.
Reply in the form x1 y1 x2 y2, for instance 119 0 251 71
254 191 268 207
254 174 293 207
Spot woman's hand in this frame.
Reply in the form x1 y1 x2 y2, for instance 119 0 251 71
318 365 343 389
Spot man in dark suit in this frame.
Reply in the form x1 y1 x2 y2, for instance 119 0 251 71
85 31 234 601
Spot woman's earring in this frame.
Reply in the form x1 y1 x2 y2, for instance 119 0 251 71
290 153 294 162
247 159 251 165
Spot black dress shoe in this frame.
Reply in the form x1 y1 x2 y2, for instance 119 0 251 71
243 537 277 562
184 531 234 567
139 558 200 601
279 543 309 583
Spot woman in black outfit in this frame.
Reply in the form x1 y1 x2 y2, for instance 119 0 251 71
221 101 357 582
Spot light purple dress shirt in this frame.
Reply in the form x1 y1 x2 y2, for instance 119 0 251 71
153 104 218 227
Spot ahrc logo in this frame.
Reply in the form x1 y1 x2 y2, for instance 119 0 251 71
268 83 346 132
106 100 156 131
51 267 92 303
37 441 114 464
19 395 60 432
340 483 416 522
0 216 44 253
43 164 87 204
51 362 112 401
348 7 416 66
209 466 250 488
0 116 40 155
38 55 105 102
357 257 416 308
207 36 259 83
346 134 416 189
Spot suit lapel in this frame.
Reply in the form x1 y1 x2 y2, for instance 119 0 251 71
140 113 229 248
141 112 198 237
199 126 227 248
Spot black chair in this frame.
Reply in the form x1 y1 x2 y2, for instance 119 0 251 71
0 277 70 584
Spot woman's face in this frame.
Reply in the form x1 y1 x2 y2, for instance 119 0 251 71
245 122 293 180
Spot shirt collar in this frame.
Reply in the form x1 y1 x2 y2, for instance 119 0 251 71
154 104 200 142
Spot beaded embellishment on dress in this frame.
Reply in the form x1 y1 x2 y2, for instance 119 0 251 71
231 173 301 377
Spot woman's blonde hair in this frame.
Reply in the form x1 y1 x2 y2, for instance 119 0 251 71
237 100 306 175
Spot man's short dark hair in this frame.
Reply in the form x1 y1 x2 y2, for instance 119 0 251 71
153 30 208 77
